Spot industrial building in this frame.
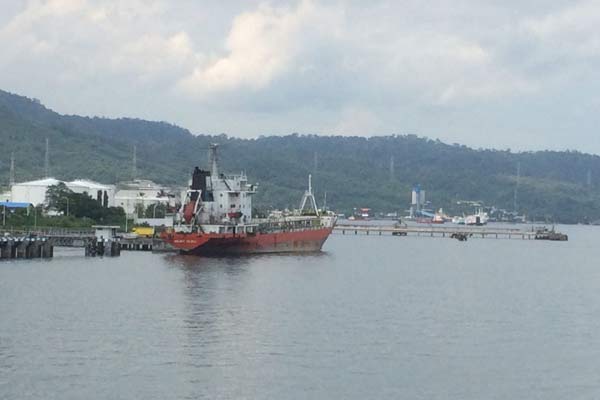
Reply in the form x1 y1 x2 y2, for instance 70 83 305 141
3 177 180 217
6 178 115 207
114 179 180 217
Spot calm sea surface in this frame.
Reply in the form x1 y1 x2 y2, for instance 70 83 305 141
2 224 600 399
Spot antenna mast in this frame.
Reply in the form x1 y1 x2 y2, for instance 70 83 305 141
44 138 50 178
513 161 520 212
132 145 137 180
9 152 15 188
587 168 592 190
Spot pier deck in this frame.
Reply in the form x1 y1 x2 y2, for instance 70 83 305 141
334 224 547 240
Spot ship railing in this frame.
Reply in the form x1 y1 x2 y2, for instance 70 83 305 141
257 223 330 234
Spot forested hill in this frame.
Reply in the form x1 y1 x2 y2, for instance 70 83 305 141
2 89 600 223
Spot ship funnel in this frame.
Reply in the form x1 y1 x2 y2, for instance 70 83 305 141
209 143 219 177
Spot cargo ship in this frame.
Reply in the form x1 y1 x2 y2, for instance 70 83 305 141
162 145 337 255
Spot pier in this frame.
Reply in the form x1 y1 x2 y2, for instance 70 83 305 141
0 236 54 260
119 237 174 252
0 226 178 261
334 224 566 241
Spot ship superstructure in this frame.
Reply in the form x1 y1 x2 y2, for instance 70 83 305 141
163 145 336 255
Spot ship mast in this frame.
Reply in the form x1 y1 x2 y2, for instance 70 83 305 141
300 174 319 216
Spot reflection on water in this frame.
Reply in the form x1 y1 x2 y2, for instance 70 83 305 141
2 226 600 399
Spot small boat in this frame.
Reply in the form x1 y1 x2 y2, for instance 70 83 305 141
465 208 489 226
452 216 465 225
534 227 568 241
432 209 449 224
431 214 445 224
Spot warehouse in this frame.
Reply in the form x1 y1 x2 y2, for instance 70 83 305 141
9 178 115 207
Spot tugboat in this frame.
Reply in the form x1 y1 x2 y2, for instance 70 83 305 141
162 145 337 255
534 226 568 241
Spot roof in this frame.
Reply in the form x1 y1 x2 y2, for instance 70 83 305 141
12 178 113 190
114 196 171 202
69 179 114 190
13 178 61 187
116 179 164 190
0 201 31 208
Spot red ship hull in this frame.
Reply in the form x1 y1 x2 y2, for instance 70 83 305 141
163 227 334 255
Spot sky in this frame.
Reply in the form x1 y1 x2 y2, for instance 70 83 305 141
1 0 600 153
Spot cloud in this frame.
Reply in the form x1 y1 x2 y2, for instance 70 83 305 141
1 0 600 152
178 0 343 94
0 0 199 83
523 1 600 58
330 106 383 136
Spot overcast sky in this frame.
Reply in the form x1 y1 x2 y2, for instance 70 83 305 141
1 0 599 153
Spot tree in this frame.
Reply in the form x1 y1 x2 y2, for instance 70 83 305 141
45 185 125 225
145 203 166 218
45 182 72 210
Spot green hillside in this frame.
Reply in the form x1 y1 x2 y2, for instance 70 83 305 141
1 89 600 223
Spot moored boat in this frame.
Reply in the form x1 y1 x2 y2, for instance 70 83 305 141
162 145 337 255
465 208 489 226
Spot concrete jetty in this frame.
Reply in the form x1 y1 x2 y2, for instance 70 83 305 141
0 236 54 260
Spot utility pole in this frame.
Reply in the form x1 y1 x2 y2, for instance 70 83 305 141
513 161 521 212
9 152 15 188
132 145 137 181
44 138 50 178
587 168 592 190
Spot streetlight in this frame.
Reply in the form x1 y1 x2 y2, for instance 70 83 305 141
62 197 69 216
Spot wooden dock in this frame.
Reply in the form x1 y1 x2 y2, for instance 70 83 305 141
334 224 548 240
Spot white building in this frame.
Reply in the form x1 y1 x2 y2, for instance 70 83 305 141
9 178 115 207
10 178 61 206
114 179 181 217
1 190 11 202
68 179 116 207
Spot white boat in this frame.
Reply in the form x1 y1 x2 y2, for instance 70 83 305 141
452 216 465 224
465 208 489 226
